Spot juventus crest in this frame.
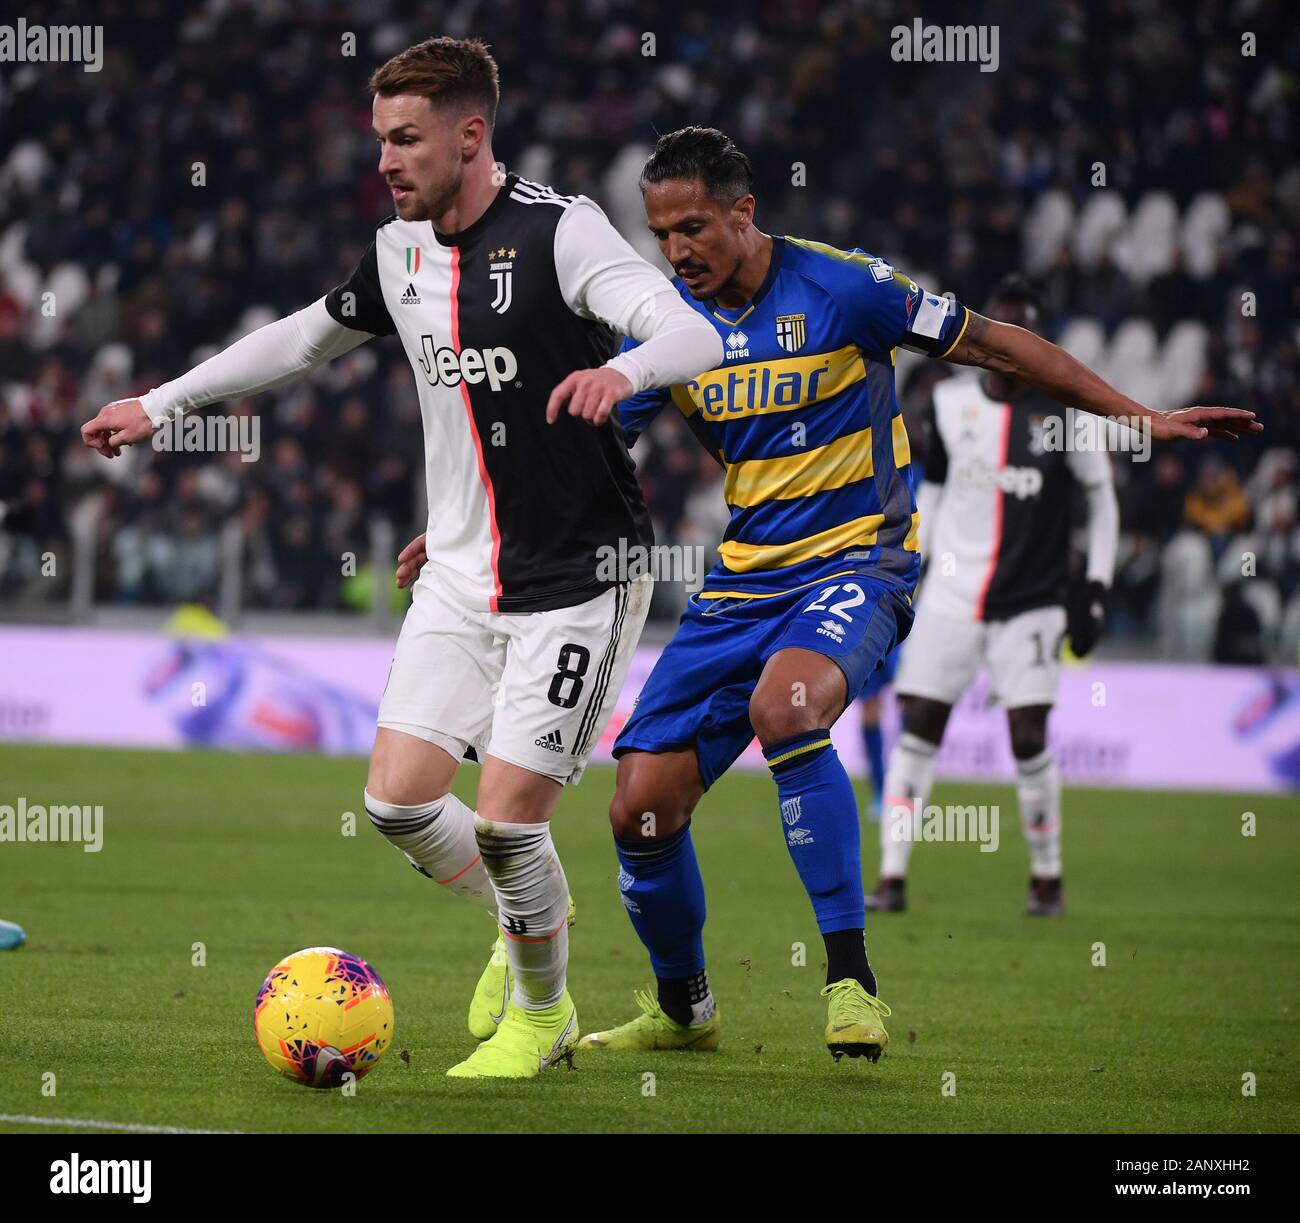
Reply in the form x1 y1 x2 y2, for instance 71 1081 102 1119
488 245 516 314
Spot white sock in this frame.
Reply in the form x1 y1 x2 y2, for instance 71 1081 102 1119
1015 750 1062 878
364 791 497 914
880 733 938 878
474 816 569 1011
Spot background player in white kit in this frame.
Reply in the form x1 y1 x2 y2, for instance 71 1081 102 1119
79 37 722 1078
869 276 1120 917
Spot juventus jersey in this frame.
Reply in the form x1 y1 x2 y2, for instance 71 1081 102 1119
921 376 1113 622
325 175 655 613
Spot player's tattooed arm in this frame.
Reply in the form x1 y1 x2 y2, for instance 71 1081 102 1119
944 311 1262 442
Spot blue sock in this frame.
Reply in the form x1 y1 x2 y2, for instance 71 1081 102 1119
765 730 865 934
614 819 707 986
863 724 885 798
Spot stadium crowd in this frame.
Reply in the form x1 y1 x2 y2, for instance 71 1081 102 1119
0 0 1296 660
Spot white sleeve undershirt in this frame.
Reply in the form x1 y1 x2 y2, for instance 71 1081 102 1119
552 198 722 394
1079 477 1120 586
138 297 373 426
916 478 943 558
1067 445 1120 586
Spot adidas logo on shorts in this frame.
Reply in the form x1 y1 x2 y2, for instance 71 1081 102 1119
534 729 564 753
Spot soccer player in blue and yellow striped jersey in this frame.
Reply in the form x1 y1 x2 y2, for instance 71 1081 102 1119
579 127 1259 1062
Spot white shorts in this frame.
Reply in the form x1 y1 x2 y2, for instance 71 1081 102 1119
378 576 652 785
895 602 1067 709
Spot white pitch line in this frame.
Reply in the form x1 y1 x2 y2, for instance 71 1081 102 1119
0 1113 240 1135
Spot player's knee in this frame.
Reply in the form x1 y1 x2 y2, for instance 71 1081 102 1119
608 789 646 840
1007 712 1048 760
366 729 458 808
748 689 820 747
364 759 449 809
901 697 949 746
608 780 692 842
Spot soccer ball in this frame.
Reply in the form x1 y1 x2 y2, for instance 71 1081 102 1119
253 947 394 1088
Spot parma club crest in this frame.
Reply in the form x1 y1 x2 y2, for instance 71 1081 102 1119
775 312 807 352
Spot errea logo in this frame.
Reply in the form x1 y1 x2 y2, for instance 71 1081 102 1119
417 337 518 391
724 330 750 360
817 618 846 643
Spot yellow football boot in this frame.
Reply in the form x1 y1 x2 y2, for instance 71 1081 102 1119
579 988 720 1052
467 896 576 1040
822 979 891 1062
447 992 579 1079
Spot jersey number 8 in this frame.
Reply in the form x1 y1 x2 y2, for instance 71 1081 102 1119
547 643 591 709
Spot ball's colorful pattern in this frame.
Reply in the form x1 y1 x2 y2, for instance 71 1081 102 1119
254 947 394 1088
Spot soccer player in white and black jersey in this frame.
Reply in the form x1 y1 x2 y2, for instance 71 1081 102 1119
868 276 1119 917
80 37 722 1079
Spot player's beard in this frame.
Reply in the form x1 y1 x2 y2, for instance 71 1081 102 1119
692 250 746 302
399 160 462 223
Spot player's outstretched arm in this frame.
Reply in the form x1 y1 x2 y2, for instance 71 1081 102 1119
80 298 374 458
944 311 1262 443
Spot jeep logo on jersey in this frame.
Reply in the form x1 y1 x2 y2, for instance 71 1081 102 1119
417 338 518 392
958 459 1044 500
996 465 1044 499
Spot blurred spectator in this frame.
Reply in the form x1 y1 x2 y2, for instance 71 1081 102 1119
1213 582 1266 665
1184 457 1251 557
1125 453 1189 543
0 0 1294 662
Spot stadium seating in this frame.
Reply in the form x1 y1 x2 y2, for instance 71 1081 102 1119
0 3 1294 665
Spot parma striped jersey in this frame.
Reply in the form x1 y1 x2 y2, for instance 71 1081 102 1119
618 235 970 599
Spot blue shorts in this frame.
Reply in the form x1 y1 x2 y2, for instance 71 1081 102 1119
859 642 900 699
614 571 915 790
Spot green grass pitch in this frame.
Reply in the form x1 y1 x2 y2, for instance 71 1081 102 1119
0 743 1296 1133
